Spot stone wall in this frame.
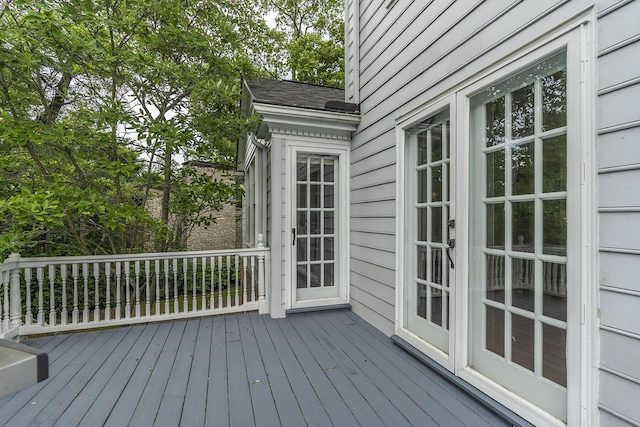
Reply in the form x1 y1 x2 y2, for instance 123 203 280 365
145 163 241 251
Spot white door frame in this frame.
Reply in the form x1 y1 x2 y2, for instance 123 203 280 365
286 141 350 310
394 13 596 426
395 95 457 371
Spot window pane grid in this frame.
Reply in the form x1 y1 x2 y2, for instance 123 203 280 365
296 155 337 289
414 119 450 331
476 55 567 387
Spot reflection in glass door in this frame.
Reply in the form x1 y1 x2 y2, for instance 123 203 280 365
469 51 569 421
294 153 340 302
405 110 452 355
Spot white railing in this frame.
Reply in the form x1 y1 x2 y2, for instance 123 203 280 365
486 250 567 297
0 236 269 338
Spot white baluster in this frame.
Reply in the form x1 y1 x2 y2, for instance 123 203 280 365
72 264 79 324
141 260 147 317
93 262 100 322
242 256 248 305
115 261 122 320
164 259 170 315
234 255 239 307
155 259 161 316
226 255 231 308
182 258 188 312
209 257 215 310
8 254 22 329
173 259 179 314
105 263 111 321
37 267 44 325
544 263 551 294
61 264 68 325
2 271 9 331
217 256 223 309
25 268 33 325
251 256 256 303
82 263 90 323
191 257 197 311
202 257 207 310
125 261 131 319
48 264 57 326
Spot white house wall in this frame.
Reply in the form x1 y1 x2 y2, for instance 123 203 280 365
348 0 597 335
596 0 640 424
348 0 640 424
268 137 287 318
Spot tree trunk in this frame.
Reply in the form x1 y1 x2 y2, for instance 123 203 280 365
157 144 172 252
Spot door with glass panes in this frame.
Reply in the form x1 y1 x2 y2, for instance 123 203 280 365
468 51 569 422
292 148 346 306
404 109 454 358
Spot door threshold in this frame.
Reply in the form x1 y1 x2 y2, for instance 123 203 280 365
391 335 533 427
286 304 351 315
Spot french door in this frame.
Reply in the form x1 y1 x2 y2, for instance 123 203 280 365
467 51 569 422
400 47 578 424
290 146 348 308
403 107 455 364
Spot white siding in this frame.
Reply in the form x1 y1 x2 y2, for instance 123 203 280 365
348 0 595 338
344 0 360 103
597 1 640 424
348 0 640 424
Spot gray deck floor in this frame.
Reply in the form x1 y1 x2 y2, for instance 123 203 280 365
0 310 510 426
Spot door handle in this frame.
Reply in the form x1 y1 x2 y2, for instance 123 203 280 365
446 239 455 269
292 228 296 245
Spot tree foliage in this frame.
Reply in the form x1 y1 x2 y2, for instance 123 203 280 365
260 0 345 87
0 0 346 261
0 0 262 259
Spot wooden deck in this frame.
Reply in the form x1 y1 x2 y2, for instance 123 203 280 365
0 310 512 426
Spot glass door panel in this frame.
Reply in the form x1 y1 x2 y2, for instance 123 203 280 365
295 154 340 302
469 51 568 422
405 110 452 355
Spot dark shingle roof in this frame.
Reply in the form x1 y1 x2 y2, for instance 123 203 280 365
245 78 347 112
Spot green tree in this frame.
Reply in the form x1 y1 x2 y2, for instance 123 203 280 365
260 0 344 87
0 0 258 259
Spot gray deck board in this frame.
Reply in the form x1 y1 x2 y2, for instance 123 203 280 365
341 311 507 425
103 321 172 426
249 312 306 427
312 313 440 426
0 310 512 427
205 315 229 427
76 323 160 427
52 325 146 427
278 317 359 427
180 316 212 426
128 320 186 426
262 315 333 426
238 314 281 427
292 314 386 427
226 314 255 427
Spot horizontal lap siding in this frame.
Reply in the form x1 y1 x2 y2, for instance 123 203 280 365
349 0 592 334
597 1 640 425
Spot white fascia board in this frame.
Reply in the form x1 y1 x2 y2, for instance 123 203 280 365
253 102 360 140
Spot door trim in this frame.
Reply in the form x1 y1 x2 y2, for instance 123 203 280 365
287 142 350 310
395 95 457 371
394 14 596 426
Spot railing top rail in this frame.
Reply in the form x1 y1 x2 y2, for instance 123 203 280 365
1 247 270 269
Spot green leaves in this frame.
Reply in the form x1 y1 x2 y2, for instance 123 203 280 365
260 0 345 86
0 0 265 257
